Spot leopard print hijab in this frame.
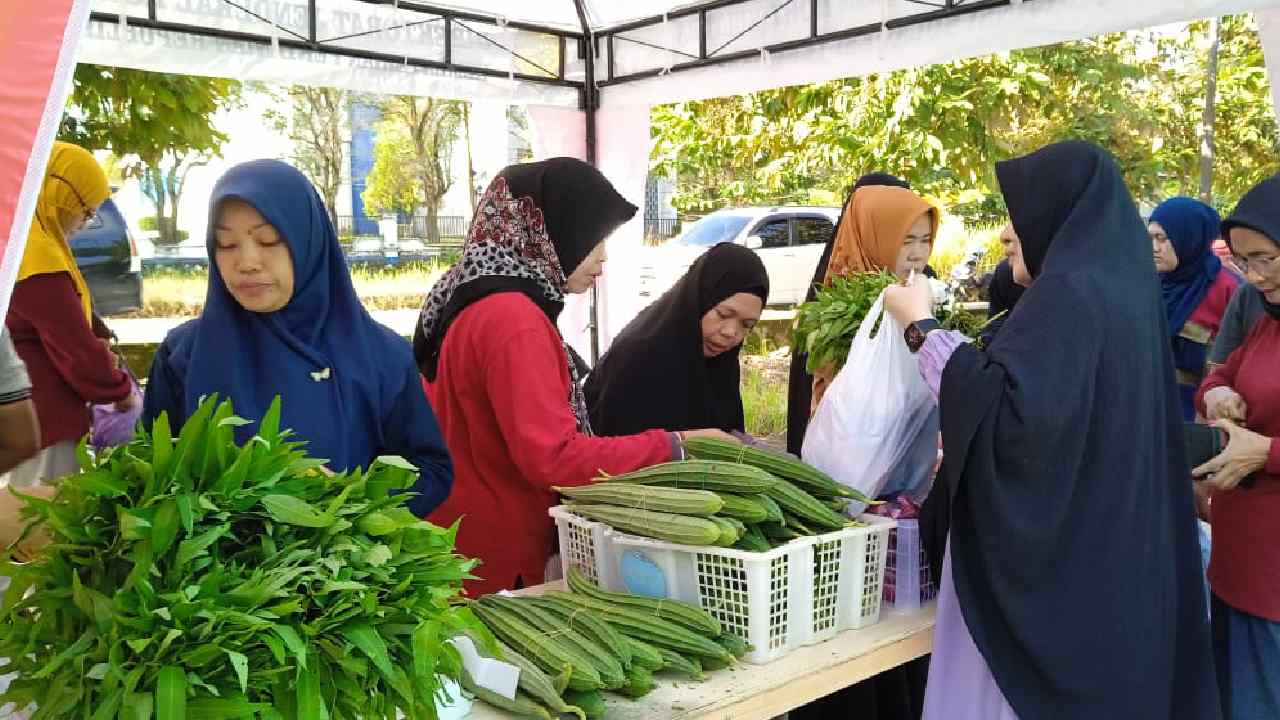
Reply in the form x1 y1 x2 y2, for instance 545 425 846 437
415 158 637 432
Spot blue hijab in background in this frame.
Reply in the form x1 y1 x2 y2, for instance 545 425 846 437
1151 197 1223 419
165 160 413 473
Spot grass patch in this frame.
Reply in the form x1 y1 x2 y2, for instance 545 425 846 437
134 262 450 318
741 362 788 440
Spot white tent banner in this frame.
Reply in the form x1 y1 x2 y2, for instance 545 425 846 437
79 0 580 106
602 0 1280 106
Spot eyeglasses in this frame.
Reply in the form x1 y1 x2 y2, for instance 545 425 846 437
1236 254 1280 275
48 173 97 223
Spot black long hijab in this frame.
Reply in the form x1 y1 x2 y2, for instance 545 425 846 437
584 243 768 436
986 259 1025 319
939 141 1218 718
785 172 912 455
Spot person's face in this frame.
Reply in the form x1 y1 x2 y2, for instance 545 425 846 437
893 212 934 281
1149 222 1179 273
1001 223 1032 286
53 176 102 237
213 199 295 313
1229 226 1280 303
700 292 763 358
564 244 607 294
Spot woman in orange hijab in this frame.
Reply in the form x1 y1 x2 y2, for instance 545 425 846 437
4 142 135 487
786 181 939 720
809 184 940 412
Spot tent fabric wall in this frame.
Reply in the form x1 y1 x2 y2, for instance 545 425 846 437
1260 8 1280 131
0 0 94 321
527 103 653 360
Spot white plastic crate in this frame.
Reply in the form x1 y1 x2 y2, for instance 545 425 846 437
551 506 894 664
883 519 937 610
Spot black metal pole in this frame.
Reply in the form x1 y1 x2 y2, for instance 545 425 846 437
444 16 453 67
572 0 601 363
308 0 317 45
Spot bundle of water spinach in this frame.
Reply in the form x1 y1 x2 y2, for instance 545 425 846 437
0 395 482 720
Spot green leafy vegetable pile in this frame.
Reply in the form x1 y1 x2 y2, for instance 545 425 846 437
0 396 480 720
792 272 898 374
792 271 990 374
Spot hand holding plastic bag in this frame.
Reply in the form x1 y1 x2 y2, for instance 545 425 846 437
91 371 142 450
802 289 935 509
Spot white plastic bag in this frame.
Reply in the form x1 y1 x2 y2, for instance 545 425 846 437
802 289 936 508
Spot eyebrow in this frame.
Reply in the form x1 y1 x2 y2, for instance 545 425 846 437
213 222 270 231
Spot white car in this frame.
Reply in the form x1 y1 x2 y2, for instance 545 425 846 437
637 206 841 307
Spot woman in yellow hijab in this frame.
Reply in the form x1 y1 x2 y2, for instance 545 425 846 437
810 184 940 410
4 142 135 487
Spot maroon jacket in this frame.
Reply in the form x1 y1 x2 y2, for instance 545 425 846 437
6 272 132 448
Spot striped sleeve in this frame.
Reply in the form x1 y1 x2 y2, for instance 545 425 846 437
0 331 31 405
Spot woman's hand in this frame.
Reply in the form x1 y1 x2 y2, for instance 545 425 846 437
0 485 54 561
114 389 140 413
1193 420 1272 491
883 273 935 328
681 429 739 444
1203 386 1248 423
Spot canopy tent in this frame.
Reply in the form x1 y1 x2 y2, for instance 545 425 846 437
4 0 1280 360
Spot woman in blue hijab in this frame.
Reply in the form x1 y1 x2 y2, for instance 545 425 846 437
1150 197 1240 420
143 160 452 516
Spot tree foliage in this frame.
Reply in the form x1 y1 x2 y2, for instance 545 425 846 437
263 85 347 229
362 122 422 217
651 14 1278 225
60 64 242 245
364 97 465 242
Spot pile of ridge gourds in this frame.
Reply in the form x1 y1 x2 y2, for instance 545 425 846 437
465 567 747 719
556 438 872 551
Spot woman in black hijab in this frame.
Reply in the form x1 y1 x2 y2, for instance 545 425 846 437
585 243 768 436
417 158 733 596
786 172 913 456
885 141 1218 719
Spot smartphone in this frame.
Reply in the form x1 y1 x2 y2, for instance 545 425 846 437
1183 423 1225 469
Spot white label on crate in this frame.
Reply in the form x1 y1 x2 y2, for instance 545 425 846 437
447 635 521 700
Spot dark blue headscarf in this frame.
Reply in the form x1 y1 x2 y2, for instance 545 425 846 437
1152 197 1223 337
1151 197 1223 420
168 160 413 472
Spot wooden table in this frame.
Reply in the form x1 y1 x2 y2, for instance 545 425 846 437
468 586 935 720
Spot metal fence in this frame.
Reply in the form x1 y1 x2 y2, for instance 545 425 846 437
336 215 470 240
645 216 680 239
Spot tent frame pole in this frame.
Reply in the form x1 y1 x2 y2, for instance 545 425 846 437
573 0 603 364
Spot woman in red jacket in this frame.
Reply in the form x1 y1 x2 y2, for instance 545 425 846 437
1193 172 1280 719
4 142 134 487
415 158 733 595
